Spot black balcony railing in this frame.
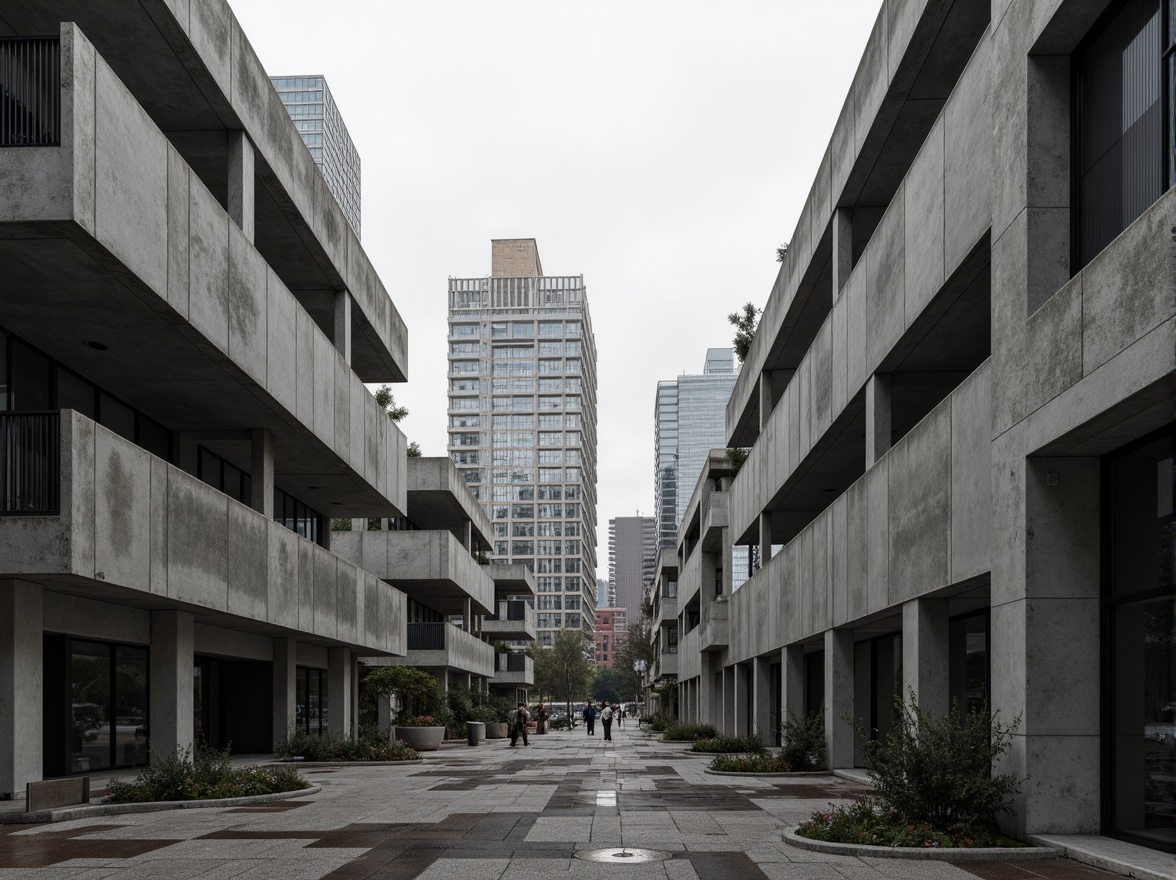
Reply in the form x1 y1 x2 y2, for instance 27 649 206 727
1 37 60 147
406 622 447 651
496 652 527 673
487 600 528 622
0 412 60 515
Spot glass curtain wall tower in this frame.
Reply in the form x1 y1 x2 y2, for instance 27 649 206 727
447 240 599 646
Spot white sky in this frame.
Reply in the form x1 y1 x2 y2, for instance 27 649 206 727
228 0 883 569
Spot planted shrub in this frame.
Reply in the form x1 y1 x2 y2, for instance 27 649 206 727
692 734 766 754
648 717 669 732
275 727 418 762
662 723 717 742
105 745 308 804
710 753 793 773
795 693 1024 848
780 710 826 772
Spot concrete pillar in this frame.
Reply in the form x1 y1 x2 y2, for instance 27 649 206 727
351 518 366 532
721 665 736 735
272 637 297 749
333 290 352 363
782 644 804 720
0 580 42 798
833 207 853 294
865 373 892 469
463 519 473 553
902 598 949 717
327 647 352 738
758 512 774 565
699 660 715 728
250 429 274 518
149 610 194 759
350 660 360 739
824 628 854 768
464 598 472 633
227 131 255 242
377 694 393 736
992 455 1101 835
752 656 772 739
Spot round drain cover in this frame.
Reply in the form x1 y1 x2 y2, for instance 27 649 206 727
575 848 673 864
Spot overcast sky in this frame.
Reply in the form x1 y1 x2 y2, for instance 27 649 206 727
229 0 883 569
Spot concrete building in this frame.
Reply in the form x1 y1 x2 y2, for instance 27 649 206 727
447 239 600 647
593 608 627 668
669 0 1175 856
0 1 413 798
270 75 361 237
648 548 679 717
607 515 656 627
654 349 738 549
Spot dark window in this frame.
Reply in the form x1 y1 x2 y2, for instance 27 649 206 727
11 340 50 411
98 393 135 443
56 369 96 419
1074 0 1171 270
1104 425 1175 852
949 610 990 718
295 667 328 735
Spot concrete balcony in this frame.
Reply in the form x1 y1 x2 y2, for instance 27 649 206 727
701 492 729 552
490 652 534 688
486 562 537 599
653 650 678 679
0 411 405 655
483 600 537 642
700 599 729 652
380 622 494 679
332 529 494 617
0 25 406 516
653 593 678 629
407 458 493 551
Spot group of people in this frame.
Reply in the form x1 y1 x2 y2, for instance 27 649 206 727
582 701 626 741
508 701 547 747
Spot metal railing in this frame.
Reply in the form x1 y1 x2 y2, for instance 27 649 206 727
1 36 60 147
486 600 528 622
0 412 60 514
496 652 527 673
406 622 446 651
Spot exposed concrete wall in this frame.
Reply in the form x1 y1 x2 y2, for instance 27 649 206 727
728 363 992 665
0 413 406 656
729 43 993 543
0 581 43 798
0 25 407 515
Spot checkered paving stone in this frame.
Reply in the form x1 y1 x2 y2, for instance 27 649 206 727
0 727 1130 879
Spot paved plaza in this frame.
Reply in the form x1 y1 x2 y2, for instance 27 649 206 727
0 726 1125 879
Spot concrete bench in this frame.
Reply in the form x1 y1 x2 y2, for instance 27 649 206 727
26 777 90 813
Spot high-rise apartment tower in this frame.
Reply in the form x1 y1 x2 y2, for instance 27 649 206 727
608 516 657 626
654 348 737 547
447 240 599 646
271 75 361 236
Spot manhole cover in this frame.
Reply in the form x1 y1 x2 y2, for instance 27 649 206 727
575 848 673 864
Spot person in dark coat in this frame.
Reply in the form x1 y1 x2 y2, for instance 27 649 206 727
583 703 597 735
601 702 614 741
509 703 530 747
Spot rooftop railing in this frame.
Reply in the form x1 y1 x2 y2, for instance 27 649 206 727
1 36 60 147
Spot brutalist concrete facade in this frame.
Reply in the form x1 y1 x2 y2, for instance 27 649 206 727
0 2 414 798
674 0 1175 851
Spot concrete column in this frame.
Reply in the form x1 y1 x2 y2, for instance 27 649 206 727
333 290 352 363
833 207 853 294
902 598 949 717
699 660 715 728
250 429 274 518
464 598 472 633
350 661 360 739
0 580 42 798
782 644 804 720
758 512 774 566
824 628 854 768
463 519 473 553
227 131 255 242
149 609 195 759
351 518 366 532
865 373 892 469
377 694 393 736
327 647 352 738
272 637 297 749
752 656 771 740
721 665 736 735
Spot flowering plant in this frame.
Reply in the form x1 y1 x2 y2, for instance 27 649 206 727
400 714 439 727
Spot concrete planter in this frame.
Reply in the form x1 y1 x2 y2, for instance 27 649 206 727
484 722 510 739
705 768 832 778
394 726 446 751
782 828 1058 862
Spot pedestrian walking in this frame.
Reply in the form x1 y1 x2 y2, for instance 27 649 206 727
617 706 625 728
601 702 614 741
535 703 548 734
509 702 530 747
583 702 597 735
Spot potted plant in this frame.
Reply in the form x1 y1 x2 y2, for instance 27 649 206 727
363 666 448 751
479 696 514 739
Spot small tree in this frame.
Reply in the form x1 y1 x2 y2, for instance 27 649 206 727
406 441 422 458
728 302 760 364
363 666 444 725
779 710 826 771
591 667 625 704
532 629 594 721
373 385 408 422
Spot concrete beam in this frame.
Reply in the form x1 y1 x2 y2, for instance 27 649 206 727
865 373 892 468
227 131 255 243
0 580 42 798
149 609 194 759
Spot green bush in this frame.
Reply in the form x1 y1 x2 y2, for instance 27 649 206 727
105 745 308 803
549 716 572 730
796 801 1024 848
780 710 826 772
709 753 793 773
274 727 418 762
859 693 1021 831
647 717 669 732
662 723 717 742
692 734 765 754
